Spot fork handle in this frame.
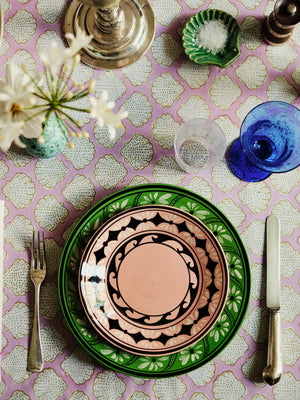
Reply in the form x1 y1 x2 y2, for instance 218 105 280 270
28 283 43 372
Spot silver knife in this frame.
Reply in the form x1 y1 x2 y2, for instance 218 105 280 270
262 215 282 386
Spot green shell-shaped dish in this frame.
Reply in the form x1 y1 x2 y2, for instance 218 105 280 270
182 9 241 68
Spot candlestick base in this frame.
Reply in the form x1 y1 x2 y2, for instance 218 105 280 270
65 0 155 69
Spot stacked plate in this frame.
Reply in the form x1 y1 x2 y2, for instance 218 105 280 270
58 184 251 377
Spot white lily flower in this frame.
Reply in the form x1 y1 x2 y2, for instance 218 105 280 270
40 41 70 74
89 93 115 125
18 108 46 139
0 64 47 141
65 27 93 59
89 93 128 140
40 28 93 74
0 63 38 106
0 101 45 145
0 116 24 152
105 110 128 140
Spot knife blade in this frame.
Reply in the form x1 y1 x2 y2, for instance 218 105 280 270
266 215 280 309
263 214 282 386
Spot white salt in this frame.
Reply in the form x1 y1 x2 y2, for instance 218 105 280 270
195 20 228 55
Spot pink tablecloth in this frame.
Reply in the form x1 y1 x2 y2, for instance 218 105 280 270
1 0 300 399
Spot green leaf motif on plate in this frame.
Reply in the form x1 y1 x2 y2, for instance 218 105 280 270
139 192 172 205
208 223 232 244
108 199 130 217
226 285 243 314
69 243 82 273
178 341 204 365
226 253 243 280
208 314 230 343
67 280 81 309
138 356 169 371
82 217 103 242
180 202 210 220
76 318 98 339
100 344 131 364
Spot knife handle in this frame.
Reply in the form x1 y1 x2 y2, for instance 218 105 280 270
263 309 282 385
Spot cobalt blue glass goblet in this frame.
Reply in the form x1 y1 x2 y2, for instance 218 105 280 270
229 101 300 182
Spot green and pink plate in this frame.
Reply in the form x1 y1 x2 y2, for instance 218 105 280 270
58 184 250 377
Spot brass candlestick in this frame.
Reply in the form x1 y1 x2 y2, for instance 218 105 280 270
64 0 155 69
263 0 300 45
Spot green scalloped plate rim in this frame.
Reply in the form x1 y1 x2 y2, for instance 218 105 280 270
58 183 251 377
182 9 241 68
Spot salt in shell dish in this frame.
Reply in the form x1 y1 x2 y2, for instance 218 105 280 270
182 9 241 68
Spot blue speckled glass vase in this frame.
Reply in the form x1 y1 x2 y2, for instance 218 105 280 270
229 101 300 182
21 112 68 158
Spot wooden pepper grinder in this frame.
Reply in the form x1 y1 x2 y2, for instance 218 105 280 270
263 0 300 45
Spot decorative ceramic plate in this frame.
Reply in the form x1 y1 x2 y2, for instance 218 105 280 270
58 184 251 377
79 205 228 356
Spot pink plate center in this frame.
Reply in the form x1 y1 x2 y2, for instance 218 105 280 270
117 242 190 316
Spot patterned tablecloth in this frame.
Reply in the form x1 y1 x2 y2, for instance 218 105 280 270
1 0 300 399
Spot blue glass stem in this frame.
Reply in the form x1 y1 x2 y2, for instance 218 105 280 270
229 138 271 182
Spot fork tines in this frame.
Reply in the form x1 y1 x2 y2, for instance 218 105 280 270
32 231 46 270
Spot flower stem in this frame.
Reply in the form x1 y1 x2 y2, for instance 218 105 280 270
55 64 66 98
57 56 79 98
45 68 54 98
23 109 48 123
23 104 48 110
58 108 82 128
60 89 89 103
59 69 72 98
59 104 90 113
23 68 51 102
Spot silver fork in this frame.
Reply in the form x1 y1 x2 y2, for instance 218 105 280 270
27 231 46 372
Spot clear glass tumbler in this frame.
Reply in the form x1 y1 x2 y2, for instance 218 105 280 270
174 118 226 174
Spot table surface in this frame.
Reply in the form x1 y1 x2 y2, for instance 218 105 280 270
1 0 300 399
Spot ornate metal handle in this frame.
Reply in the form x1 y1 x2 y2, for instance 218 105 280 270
263 309 282 385
80 0 123 32
27 284 43 372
